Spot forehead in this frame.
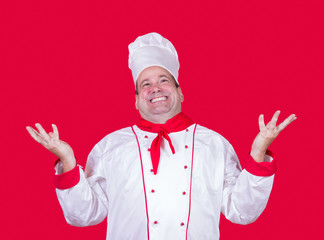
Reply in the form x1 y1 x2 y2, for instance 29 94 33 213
137 66 173 83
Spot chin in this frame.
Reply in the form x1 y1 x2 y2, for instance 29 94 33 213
150 110 171 115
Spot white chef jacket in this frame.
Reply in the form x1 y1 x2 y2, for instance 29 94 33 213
55 123 275 240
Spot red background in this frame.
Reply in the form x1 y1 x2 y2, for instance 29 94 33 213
1 0 322 239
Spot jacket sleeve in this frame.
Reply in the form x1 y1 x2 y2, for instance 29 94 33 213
221 144 275 225
54 143 109 227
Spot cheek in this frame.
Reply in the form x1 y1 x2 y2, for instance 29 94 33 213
137 91 149 104
160 86 173 95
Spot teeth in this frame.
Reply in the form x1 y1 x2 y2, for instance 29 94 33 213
151 97 167 103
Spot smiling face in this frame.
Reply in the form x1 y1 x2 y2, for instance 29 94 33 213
135 66 184 123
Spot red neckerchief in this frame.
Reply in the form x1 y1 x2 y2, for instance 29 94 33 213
136 112 194 175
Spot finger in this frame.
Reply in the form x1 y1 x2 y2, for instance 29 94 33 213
52 124 59 139
277 114 297 132
35 123 50 140
26 126 42 138
258 114 266 131
26 126 44 144
269 110 281 127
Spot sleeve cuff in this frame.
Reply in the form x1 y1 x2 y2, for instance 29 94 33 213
244 149 277 177
53 161 80 190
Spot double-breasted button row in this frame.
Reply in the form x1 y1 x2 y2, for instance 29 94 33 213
152 220 186 227
150 165 188 173
149 188 187 196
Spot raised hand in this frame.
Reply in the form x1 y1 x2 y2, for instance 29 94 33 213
26 123 76 172
251 111 297 162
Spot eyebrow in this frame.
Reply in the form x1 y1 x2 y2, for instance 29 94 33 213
140 75 171 83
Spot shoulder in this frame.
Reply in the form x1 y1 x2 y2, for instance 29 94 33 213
90 127 135 157
97 126 135 147
194 124 231 149
194 124 238 162
102 126 135 140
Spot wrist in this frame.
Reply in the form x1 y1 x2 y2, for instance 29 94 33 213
60 156 77 173
250 149 267 163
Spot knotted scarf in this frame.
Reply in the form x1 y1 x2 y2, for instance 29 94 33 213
136 112 194 175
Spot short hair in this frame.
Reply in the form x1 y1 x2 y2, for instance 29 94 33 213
135 75 179 95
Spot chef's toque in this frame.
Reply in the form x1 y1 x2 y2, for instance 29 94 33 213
128 32 180 86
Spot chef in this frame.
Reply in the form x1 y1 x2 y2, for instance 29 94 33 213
26 32 297 240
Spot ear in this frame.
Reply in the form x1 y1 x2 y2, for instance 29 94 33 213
177 87 184 102
135 94 139 110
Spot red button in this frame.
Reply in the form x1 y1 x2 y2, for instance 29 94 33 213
148 148 151 151
145 135 148 138
184 165 188 169
150 169 154 172
154 221 158 224
151 189 155 193
185 145 188 149
182 191 186 195
180 222 185 226
186 129 189 132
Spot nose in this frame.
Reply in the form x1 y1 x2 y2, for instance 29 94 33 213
151 82 162 93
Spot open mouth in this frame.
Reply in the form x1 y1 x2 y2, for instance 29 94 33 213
150 96 167 103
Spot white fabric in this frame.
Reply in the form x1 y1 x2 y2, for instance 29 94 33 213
128 32 180 85
55 124 274 240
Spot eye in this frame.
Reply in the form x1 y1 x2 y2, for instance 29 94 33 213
141 82 150 88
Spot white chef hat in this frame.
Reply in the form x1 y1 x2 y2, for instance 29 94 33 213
128 32 180 86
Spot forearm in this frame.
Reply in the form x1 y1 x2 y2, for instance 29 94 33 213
222 147 276 225
222 170 274 225
54 164 109 226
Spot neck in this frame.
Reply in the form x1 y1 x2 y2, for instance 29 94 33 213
140 111 181 124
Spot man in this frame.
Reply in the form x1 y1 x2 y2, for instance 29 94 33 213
26 32 296 240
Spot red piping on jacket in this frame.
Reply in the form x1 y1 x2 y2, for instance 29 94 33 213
186 123 197 239
132 126 150 240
